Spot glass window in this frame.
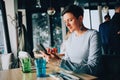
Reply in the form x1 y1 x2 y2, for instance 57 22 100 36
83 9 91 29
0 0 11 53
32 13 50 48
90 10 100 31
32 12 62 53
83 9 115 31
0 10 5 54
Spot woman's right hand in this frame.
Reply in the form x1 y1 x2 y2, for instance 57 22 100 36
40 48 62 62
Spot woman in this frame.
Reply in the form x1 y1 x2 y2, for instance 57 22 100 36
41 5 102 76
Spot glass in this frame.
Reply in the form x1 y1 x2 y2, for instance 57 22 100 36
21 58 31 73
32 13 50 48
35 58 46 77
51 47 58 54
32 12 62 50
0 1 11 54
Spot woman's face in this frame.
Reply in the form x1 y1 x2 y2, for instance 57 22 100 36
63 12 82 32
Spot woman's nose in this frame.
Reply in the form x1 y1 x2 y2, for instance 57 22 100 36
66 22 70 27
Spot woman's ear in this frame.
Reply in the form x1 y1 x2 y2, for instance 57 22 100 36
78 16 83 21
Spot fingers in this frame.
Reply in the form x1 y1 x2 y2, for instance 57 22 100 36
40 50 49 58
39 48 61 62
59 53 65 57
40 50 51 62
34 52 44 58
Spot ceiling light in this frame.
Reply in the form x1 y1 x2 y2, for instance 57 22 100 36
47 7 56 15
47 0 56 15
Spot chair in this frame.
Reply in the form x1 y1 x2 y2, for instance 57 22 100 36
102 55 120 80
0 53 13 70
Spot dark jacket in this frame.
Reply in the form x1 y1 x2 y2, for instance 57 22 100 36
99 21 110 45
108 13 120 53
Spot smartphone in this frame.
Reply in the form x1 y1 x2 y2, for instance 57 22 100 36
39 43 61 60
39 43 50 55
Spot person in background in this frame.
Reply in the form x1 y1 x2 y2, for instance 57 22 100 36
40 5 102 77
108 2 120 55
99 14 111 54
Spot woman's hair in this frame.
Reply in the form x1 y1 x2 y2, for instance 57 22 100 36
62 5 84 19
64 31 71 40
115 2 120 10
62 5 84 40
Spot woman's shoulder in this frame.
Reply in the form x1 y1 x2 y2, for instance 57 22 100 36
86 29 98 35
87 29 98 32
83 29 100 40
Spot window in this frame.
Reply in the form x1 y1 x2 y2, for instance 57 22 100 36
32 12 62 52
0 0 11 54
0 10 5 54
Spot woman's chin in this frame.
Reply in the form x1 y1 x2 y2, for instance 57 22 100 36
69 30 73 32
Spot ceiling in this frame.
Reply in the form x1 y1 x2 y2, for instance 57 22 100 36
18 0 120 11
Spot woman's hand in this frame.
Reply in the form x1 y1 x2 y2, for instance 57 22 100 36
39 48 62 62
39 50 51 62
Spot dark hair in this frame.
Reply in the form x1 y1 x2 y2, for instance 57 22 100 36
62 5 84 19
115 2 120 9
104 14 111 20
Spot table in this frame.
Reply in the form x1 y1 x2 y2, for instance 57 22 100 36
0 61 98 80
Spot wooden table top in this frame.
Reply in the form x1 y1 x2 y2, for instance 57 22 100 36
0 61 97 80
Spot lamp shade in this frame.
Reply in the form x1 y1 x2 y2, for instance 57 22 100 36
47 7 56 15
102 6 109 13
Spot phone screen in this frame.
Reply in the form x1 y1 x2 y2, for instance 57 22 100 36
39 43 50 55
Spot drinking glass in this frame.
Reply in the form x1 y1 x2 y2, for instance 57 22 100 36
21 58 31 73
34 57 46 77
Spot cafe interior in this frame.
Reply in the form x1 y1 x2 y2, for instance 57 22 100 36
0 0 120 80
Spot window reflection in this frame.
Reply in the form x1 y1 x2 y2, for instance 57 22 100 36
32 13 50 48
0 10 5 54
32 12 62 52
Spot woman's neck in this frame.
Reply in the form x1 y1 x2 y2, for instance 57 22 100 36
75 26 88 36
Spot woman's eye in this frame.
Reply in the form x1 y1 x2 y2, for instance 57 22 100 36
64 19 72 23
68 19 72 22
